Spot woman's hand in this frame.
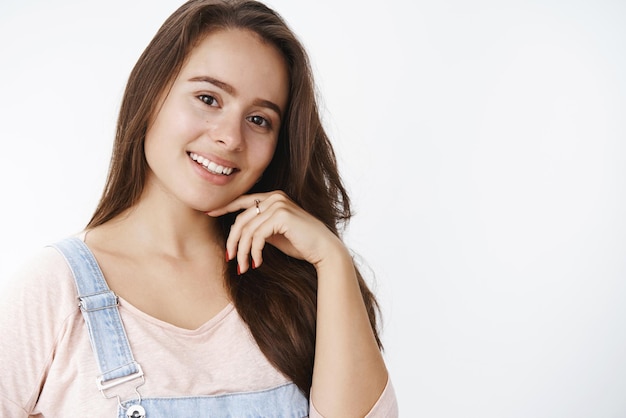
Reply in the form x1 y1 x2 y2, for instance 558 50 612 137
210 191 391 416
206 191 345 274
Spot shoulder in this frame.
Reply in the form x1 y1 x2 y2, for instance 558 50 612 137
0 239 82 413
1 240 78 317
12 243 74 282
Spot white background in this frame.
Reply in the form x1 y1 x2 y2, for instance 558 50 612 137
1 0 626 416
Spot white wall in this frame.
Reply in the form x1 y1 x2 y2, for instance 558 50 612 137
1 0 626 416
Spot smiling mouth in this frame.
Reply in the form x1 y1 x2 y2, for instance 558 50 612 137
189 152 236 176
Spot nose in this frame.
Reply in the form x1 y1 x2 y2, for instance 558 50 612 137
211 111 244 151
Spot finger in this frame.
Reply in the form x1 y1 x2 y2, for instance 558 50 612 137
225 198 262 254
233 204 272 274
238 208 297 274
206 194 266 217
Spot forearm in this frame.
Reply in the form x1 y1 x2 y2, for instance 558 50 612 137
311 239 388 417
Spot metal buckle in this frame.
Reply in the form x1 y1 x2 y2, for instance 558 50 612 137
97 364 145 398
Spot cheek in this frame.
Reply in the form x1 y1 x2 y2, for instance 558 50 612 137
143 123 169 164
255 139 278 170
142 132 163 175
148 97 202 142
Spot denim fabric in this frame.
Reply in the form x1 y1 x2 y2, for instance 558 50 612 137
53 237 141 383
119 383 308 417
53 237 309 418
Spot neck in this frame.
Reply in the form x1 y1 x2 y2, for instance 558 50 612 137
98 189 224 260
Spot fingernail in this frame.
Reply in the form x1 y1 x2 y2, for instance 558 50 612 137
251 259 256 269
225 250 230 262
237 263 241 275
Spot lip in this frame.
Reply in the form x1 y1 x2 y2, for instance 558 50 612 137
188 152 239 174
187 151 240 185
191 152 237 169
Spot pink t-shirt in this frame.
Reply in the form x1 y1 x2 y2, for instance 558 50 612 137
0 244 397 417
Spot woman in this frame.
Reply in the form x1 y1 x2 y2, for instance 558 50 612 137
0 0 397 416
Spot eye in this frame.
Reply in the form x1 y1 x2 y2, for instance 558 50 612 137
198 94 218 106
247 115 270 128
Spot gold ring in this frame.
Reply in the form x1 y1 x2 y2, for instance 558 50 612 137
254 199 261 215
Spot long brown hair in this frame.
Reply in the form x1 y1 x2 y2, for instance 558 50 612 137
87 0 382 395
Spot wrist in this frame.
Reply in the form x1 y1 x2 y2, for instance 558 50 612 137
314 238 353 274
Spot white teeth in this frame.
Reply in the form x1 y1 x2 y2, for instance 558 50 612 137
189 153 234 176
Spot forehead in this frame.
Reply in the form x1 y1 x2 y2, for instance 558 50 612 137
178 28 289 109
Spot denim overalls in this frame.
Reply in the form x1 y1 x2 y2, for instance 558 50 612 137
53 237 309 418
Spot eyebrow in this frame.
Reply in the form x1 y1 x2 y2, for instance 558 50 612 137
188 75 282 118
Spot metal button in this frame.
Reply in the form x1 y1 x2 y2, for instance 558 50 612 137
126 404 146 418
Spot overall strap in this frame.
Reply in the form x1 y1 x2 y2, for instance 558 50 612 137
51 237 144 394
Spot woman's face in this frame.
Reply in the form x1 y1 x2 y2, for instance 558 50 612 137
143 28 289 212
